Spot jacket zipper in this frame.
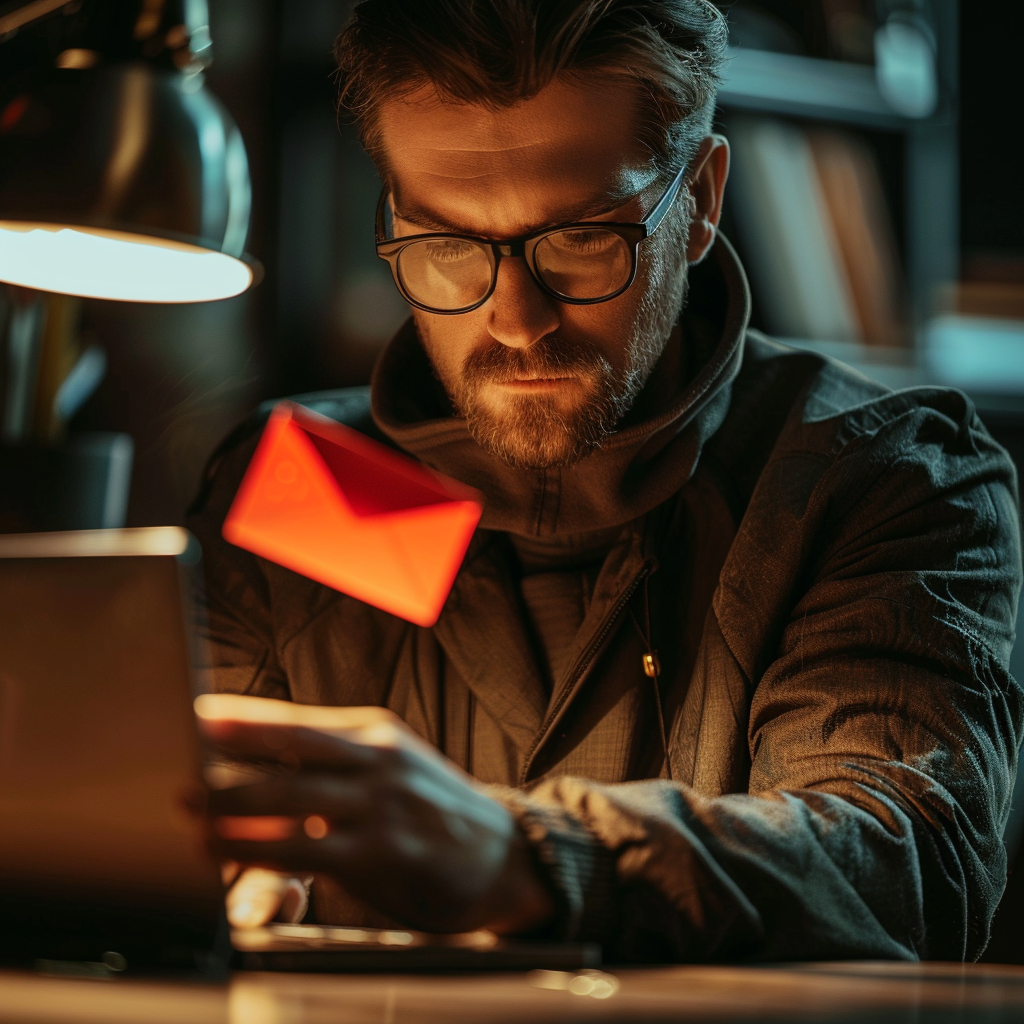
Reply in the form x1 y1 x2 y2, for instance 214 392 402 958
518 560 655 786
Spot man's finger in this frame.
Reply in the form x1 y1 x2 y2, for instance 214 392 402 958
227 868 308 929
195 694 397 732
207 773 372 821
277 875 312 924
199 719 381 772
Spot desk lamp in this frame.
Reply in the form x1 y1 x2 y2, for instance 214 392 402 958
0 0 259 303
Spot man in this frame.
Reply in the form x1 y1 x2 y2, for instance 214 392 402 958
188 0 1024 961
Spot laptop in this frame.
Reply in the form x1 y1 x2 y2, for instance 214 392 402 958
0 528 598 975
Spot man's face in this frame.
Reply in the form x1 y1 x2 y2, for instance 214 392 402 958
376 78 696 469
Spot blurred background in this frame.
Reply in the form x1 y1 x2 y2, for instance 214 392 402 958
1 0 1024 950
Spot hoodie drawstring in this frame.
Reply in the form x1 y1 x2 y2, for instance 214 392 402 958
629 576 673 781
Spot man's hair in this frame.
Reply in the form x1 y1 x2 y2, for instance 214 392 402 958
333 0 728 182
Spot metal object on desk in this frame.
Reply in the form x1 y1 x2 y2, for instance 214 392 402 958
232 923 600 974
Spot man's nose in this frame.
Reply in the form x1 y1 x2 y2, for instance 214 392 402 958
486 256 560 349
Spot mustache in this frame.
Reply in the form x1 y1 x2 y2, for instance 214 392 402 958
462 335 608 384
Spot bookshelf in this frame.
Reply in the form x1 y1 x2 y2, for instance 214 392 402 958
720 47 909 129
715 0 960 346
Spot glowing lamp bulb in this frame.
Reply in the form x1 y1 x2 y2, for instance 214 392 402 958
0 222 254 303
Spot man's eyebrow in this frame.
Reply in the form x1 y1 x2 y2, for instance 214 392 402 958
394 206 466 234
394 182 646 237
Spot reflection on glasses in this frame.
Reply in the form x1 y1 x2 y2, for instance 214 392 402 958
375 164 688 315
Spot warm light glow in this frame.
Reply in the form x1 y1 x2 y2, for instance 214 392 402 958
303 815 330 840
0 222 254 303
214 816 297 842
0 527 191 559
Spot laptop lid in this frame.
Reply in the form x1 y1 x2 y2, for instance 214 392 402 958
0 528 226 970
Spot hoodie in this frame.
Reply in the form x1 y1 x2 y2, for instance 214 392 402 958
188 236 1023 962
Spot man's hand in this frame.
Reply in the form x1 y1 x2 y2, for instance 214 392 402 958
195 694 554 935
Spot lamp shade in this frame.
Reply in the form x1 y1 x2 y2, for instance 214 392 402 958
0 62 259 303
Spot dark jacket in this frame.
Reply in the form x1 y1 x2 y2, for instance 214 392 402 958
187 237 1023 963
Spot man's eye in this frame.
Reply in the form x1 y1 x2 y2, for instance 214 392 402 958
550 229 618 255
423 239 478 263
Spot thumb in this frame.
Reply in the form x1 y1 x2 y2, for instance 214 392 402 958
227 868 309 928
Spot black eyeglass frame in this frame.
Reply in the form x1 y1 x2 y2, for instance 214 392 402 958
374 163 689 315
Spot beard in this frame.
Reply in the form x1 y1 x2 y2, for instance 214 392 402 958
451 334 629 469
417 220 690 470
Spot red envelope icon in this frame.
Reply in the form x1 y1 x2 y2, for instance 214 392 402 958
222 402 483 627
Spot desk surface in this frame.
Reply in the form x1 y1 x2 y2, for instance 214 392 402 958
3 962 1024 1023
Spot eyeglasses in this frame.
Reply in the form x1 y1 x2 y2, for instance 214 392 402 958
374 164 688 315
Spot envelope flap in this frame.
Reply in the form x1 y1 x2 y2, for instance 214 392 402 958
291 406 475 517
227 410 347 528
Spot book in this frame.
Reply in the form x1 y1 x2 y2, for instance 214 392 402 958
726 113 861 343
808 128 908 346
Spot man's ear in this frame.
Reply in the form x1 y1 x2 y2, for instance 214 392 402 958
685 134 730 265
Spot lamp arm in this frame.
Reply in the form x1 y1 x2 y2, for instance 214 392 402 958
0 0 80 40
0 1 212 71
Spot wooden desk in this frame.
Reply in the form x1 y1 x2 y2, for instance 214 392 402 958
3 962 1024 1023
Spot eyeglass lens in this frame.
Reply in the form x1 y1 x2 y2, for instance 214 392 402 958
398 239 493 312
395 228 634 311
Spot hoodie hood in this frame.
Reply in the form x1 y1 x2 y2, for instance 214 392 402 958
371 234 752 537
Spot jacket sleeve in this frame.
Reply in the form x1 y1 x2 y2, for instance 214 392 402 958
185 421 292 701
487 393 1024 963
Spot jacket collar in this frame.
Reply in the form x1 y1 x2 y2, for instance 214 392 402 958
371 234 752 537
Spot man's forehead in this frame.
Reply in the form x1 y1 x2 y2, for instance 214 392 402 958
376 78 657 236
